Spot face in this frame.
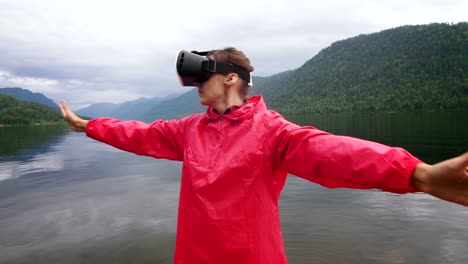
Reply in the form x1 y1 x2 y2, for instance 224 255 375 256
195 73 226 106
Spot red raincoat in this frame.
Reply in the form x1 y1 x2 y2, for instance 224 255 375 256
86 95 421 264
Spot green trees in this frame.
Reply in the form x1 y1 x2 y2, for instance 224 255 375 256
0 94 63 125
255 22 468 114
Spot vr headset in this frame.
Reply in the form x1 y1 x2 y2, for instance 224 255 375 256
176 50 252 87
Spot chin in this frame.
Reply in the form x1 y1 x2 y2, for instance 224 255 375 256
199 98 209 106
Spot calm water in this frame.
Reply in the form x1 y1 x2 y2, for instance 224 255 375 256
0 112 467 264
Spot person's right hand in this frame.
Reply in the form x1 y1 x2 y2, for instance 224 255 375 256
59 101 89 132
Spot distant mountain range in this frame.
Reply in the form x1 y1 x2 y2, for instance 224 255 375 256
78 76 268 122
2 22 466 125
0 87 58 109
76 96 169 120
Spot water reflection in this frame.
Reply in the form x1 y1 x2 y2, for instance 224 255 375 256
0 112 467 264
280 177 468 264
0 153 65 181
0 125 68 157
287 112 467 163
0 143 181 263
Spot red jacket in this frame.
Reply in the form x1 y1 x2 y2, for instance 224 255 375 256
86 95 421 264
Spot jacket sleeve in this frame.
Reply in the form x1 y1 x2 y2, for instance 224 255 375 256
85 117 185 161
271 114 422 194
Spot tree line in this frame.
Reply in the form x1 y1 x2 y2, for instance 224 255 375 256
255 22 468 114
0 94 63 125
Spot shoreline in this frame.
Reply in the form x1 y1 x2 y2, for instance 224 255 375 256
0 122 66 128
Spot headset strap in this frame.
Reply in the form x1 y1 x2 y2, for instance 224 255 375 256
213 63 251 84
194 50 251 84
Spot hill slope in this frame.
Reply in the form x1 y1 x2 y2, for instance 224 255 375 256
76 94 182 120
255 22 468 114
0 94 63 125
140 89 205 121
0 87 58 109
75 102 119 118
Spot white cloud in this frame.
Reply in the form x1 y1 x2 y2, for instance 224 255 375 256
0 69 59 91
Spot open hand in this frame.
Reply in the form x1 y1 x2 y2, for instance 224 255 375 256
412 152 468 206
59 101 89 132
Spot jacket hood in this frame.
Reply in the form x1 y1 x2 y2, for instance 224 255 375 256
205 95 267 121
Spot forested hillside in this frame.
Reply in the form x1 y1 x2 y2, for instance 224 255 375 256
0 87 58 109
255 22 468 114
0 94 63 125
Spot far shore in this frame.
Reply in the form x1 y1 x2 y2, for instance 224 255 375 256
0 122 66 128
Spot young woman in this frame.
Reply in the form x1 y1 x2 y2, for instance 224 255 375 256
60 47 467 264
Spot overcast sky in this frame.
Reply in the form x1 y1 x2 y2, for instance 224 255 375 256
0 0 466 109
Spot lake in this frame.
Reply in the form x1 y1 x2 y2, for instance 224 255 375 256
0 112 467 264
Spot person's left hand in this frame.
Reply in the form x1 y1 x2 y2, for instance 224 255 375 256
412 152 468 206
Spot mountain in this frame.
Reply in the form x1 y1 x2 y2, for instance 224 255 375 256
4 23 464 124
0 87 58 109
0 94 63 125
138 23 467 120
97 78 268 121
251 76 270 87
108 97 164 120
75 102 119 118
255 22 468 114
139 88 205 121
137 75 291 121
76 93 181 120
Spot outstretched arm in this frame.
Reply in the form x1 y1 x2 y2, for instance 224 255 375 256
59 101 88 132
412 152 468 206
272 114 468 207
59 100 185 161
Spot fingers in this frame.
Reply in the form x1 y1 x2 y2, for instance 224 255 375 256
59 100 76 126
455 152 468 176
59 101 79 121
460 152 468 166
58 100 88 132
59 101 69 117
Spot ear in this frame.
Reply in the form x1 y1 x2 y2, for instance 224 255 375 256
225 73 239 86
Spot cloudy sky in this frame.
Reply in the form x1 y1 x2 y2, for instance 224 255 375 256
0 0 466 109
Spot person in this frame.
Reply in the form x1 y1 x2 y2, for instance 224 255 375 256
60 47 468 264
